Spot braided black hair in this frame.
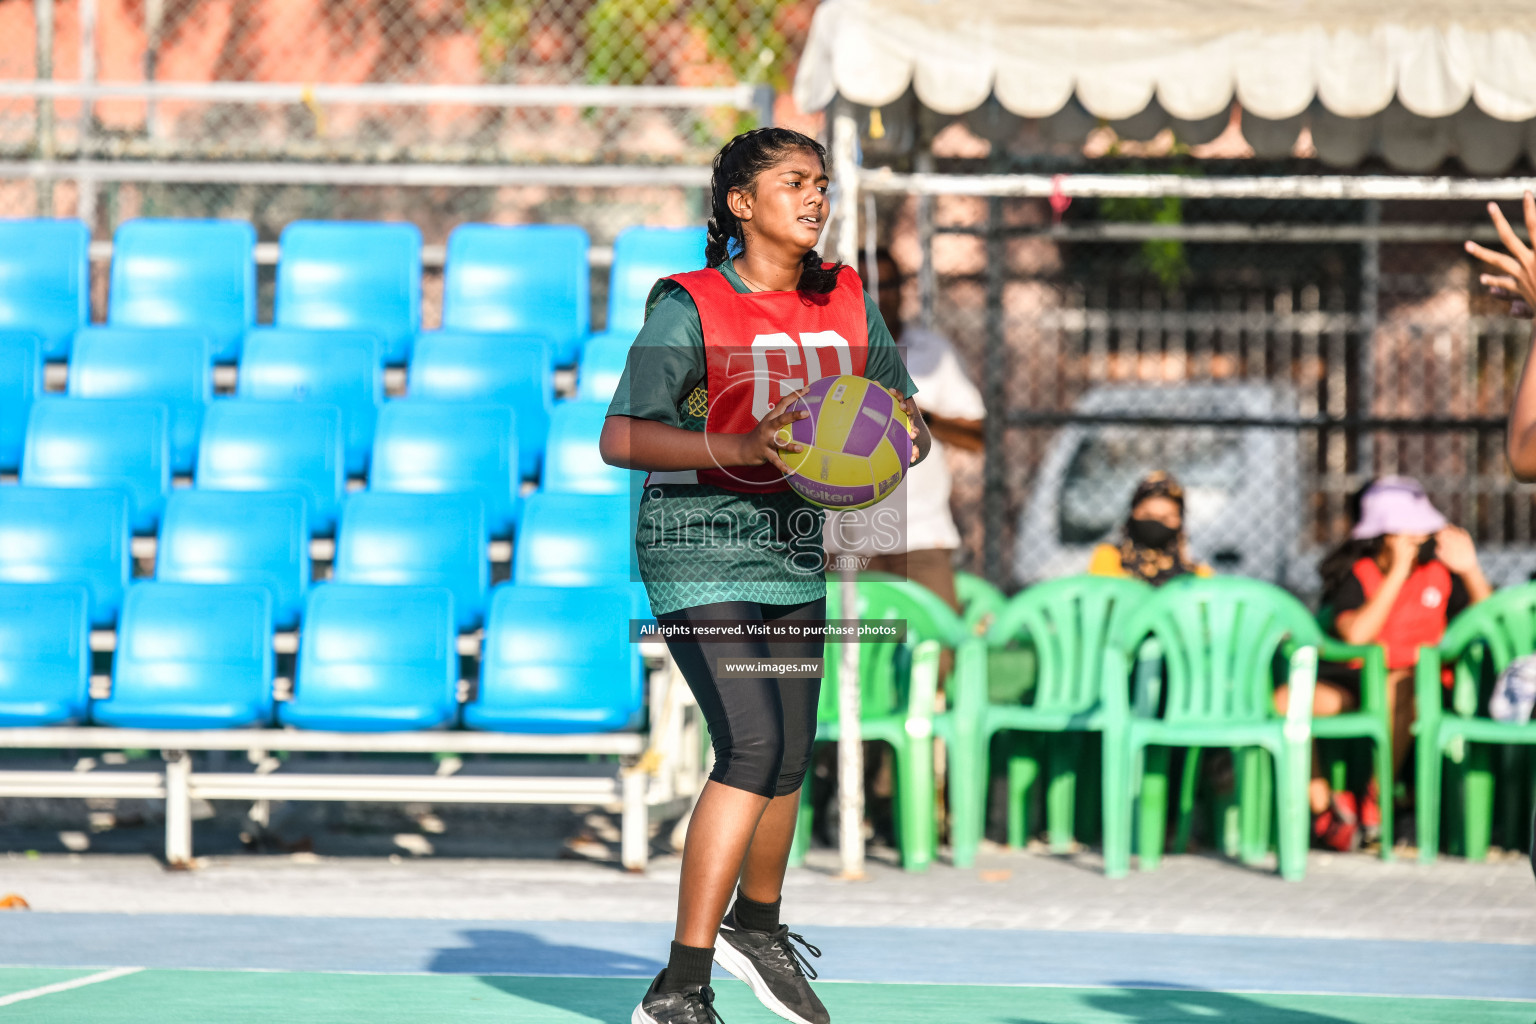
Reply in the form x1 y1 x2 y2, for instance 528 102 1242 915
705 127 842 295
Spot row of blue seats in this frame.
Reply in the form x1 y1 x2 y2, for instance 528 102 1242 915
0 327 555 477
0 581 647 734
2 394 634 535
0 218 707 366
0 486 639 633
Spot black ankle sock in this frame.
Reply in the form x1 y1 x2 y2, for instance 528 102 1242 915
661 941 714 992
731 889 781 933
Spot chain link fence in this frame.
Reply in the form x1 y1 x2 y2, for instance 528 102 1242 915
1 0 812 274
873 187 1536 600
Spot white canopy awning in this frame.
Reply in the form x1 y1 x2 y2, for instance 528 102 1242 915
795 0 1536 171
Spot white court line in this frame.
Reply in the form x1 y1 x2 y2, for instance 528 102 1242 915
0 966 144 1007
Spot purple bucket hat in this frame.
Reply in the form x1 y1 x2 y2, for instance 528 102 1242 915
1351 476 1448 539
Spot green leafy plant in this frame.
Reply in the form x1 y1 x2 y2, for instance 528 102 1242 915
465 0 795 92
1100 194 1190 292
584 0 683 86
464 0 539 73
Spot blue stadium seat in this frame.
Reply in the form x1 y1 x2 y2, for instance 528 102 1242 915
0 488 130 628
22 399 170 533
407 331 550 477
0 332 41 472
603 225 708 340
334 492 487 631
156 491 310 631
512 492 636 586
370 402 521 536
576 331 630 401
92 582 274 729
0 218 89 359
466 583 645 733
276 221 422 365
443 223 590 367
108 218 256 362
0 583 91 726
281 584 458 732
69 327 212 474
238 328 382 476
196 401 345 533
543 400 639 496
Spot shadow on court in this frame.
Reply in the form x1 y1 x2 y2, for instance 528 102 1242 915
1007 985 1354 1024
429 928 661 1023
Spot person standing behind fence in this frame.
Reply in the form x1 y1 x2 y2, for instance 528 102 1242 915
824 249 984 612
1465 190 1536 883
1087 472 1212 585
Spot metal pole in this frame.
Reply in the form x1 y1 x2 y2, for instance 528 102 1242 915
77 0 98 228
916 149 936 332
982 191 1007 586
752 84 775 129
144 0 164 137
836 569 864 880
163 750 192 867
1358 199 1381 479
863 191 878 293
33 0 54 214
832 109 865 881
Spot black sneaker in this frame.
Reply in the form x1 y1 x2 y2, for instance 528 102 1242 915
713 911 829 1024
632 970 726 1024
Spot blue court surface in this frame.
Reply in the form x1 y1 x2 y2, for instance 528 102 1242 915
1 914 1533 1022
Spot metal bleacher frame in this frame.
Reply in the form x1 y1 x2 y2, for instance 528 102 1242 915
0 651 704 871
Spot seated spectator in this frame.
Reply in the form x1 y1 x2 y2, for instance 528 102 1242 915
1088 471 1212 585
1278 476 1492 851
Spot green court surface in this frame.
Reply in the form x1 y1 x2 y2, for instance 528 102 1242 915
1 968 1532 1024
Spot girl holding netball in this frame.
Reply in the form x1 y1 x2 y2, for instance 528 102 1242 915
600 128 930 1023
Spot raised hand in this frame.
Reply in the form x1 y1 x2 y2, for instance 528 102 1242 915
1383 533 1420 577
1434 525 1481 576
1466 192 1536 318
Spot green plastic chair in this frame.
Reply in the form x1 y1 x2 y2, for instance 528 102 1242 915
1286 609 1394 859
1415 583 1536 863
1102 576 1321 881
789 576 970 871
1162 605 1392 866
955 571 1008 635
946 575 1153 866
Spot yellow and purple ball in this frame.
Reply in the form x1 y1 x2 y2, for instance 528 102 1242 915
775 374 912 510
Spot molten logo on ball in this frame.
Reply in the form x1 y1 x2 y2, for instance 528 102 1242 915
774 374 912 510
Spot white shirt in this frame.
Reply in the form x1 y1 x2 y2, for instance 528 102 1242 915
825 326 986 556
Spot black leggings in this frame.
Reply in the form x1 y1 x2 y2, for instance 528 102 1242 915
658 597 824 799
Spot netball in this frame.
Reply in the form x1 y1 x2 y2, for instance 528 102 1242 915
777 374 912 510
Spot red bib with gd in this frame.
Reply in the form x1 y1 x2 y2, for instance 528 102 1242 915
666 265 869 494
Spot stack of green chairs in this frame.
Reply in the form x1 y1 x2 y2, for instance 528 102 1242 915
1415 583 1536 863
1102 576 1323 881
787 576 976 871
946 575 1152 868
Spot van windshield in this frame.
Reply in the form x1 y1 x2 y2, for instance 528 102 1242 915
1058 427 1245 545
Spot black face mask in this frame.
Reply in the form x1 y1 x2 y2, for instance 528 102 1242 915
1417 537 1438 565
1128 517 1179 550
